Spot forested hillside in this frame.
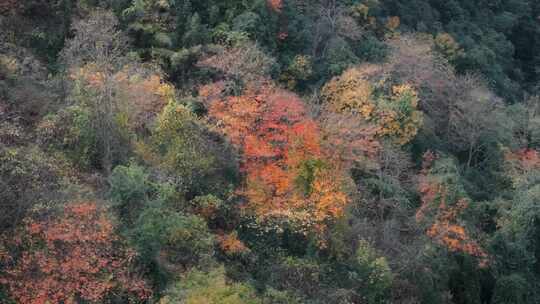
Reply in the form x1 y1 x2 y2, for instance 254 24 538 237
1 1 539 303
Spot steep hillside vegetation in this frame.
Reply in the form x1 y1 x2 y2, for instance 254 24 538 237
1 1 539 303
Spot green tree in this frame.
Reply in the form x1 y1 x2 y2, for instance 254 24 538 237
138 100 237 197
352 240 393 303
160 267 262 304
131 205 215 269
183 13 210 46
61 10 130 174
109 163 152 225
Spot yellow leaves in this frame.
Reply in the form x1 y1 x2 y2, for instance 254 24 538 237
0 54 19 75
343 84 375 118
280 55 313 89
323 67 423 146
385 16 400 32
290 55 312 74
377 84 423 145
322 68 375 120
434 32 463 61
157 82 175 100
351 3 370 22
217 232 249 256
391 84 418 106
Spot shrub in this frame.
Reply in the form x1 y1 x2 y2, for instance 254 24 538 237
160 267 261 304
131 205 215 270
109 163 152 225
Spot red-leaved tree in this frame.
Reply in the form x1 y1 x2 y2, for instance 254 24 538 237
416 152 488 267
0 202 151 303
268 0 284 12
201 84 348 234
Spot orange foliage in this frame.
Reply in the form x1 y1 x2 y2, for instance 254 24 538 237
203 84 348 233
268 0 284 12
0 202 151 303
416 152 488 267
505 148 540 171
217 232 249 255
504 148 540 186
199 81 227 103
266 0 288 41
72 65 106 87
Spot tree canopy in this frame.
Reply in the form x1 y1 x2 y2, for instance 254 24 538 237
1 1 539 303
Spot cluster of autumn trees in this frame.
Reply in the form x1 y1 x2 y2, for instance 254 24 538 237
1 1 540 304
202 82 349 235
1 203 150 303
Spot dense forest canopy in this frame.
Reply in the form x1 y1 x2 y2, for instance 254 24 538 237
0 0 539 303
